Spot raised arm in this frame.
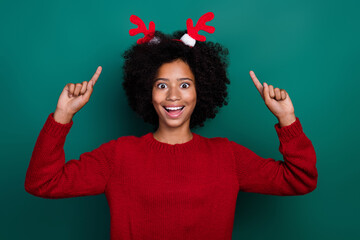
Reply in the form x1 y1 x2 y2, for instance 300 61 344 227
230 117 318 196
24 66 116 198
24 112 115 198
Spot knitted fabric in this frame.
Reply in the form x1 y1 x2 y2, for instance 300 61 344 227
25 112 318 239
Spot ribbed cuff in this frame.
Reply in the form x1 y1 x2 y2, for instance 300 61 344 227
42 112 73 138
274 116 303 142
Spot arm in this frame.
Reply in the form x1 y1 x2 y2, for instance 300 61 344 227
24 112 115 199
230 117 318 196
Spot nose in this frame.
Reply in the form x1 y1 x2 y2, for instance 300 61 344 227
166 85 181 101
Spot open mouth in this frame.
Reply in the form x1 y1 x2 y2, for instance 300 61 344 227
163 106 185 112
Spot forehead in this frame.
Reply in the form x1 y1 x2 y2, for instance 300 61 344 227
156 59 194 78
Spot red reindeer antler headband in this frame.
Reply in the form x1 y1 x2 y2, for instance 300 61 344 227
129 12 215 47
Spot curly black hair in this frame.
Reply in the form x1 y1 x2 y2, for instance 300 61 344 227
122 30 230 130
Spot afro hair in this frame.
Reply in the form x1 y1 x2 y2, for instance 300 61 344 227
122 30 230 130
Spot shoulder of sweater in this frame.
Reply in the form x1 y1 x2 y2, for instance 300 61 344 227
96 135 141 154
112 135 140 144
198 134 230 145
202 135 244 150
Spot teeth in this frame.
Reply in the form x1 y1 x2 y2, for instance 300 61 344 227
165 106 183 111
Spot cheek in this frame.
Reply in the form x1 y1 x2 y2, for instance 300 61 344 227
186 89 197 104
152 91 163 106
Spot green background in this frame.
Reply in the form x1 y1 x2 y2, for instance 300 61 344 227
1 0 359 239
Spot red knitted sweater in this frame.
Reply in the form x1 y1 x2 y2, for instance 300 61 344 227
25 112 318 240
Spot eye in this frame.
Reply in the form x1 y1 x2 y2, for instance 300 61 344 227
157 83 167 89
181 83 190 88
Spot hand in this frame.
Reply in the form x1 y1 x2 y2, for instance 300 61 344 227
55 66 102 119
249 70 295 121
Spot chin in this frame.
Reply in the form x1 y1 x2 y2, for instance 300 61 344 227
161 120 189 129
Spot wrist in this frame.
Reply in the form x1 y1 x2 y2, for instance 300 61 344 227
54 108 73 124
278 113 296 128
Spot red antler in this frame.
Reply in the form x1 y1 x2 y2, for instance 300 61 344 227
186 12 215 42
129 15 155 44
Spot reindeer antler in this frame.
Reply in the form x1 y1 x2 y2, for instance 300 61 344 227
186 12 215 42
129 15 156 44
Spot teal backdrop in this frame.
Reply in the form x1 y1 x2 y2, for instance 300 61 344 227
1 0 359 239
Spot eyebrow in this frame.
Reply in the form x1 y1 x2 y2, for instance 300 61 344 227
154 78 194 82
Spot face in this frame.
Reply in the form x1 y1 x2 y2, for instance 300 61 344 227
152 58 197 130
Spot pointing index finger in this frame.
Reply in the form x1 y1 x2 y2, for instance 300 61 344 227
249 70 264 98
91 66 102 86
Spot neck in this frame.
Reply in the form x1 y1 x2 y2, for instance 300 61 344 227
153 125 193 145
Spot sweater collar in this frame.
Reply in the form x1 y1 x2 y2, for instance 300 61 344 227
142 132 200 153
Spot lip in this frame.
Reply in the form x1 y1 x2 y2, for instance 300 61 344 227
163 106 185 118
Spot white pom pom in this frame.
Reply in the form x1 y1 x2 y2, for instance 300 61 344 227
149 36 161 44
180 33 196 47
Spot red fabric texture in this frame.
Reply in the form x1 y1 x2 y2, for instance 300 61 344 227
129 14 156 44
186 12 215 41
25 112 318 239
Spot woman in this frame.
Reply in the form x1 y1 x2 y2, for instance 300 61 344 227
25 12 318 240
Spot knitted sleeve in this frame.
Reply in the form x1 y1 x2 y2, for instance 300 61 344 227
24 112 115 199
229 117 318 196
